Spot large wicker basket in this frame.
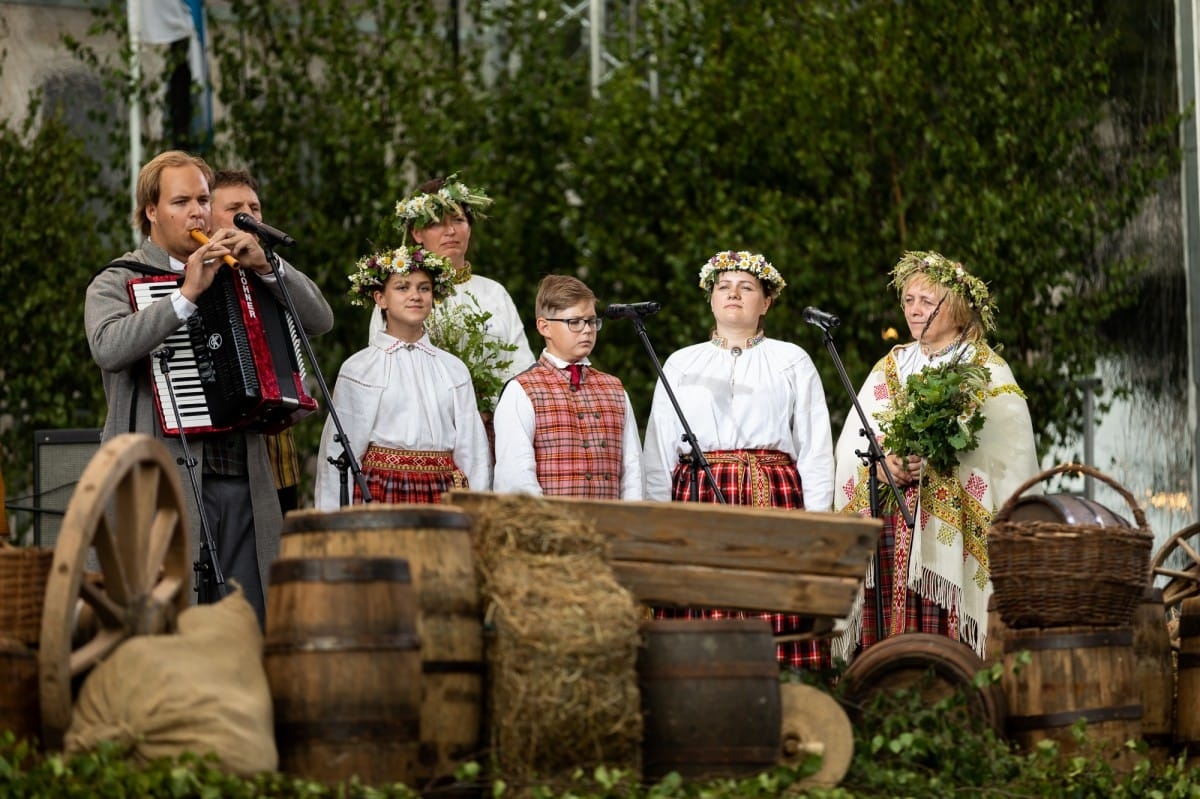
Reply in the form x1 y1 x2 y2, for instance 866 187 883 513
0 539 53 647
988 463 1152 630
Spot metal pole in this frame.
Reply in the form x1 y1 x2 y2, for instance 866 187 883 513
1175 0 1200 519
128 0 142 248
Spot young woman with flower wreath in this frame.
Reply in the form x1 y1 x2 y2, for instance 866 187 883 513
831 251 1038 664
313 246 491 509
369 174 536 400
642 250 836 669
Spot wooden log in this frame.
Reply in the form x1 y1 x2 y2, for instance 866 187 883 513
445 491 880 620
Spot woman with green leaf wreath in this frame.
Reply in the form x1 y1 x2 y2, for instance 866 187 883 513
831 251 1038 664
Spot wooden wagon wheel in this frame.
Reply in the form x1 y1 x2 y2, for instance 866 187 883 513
780 683 854 789
38 433 191 750
1151 522 1200 648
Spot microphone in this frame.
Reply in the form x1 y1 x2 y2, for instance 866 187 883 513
233 212 296 248
802 306 841 329
152 347 175 360
603 301 662 319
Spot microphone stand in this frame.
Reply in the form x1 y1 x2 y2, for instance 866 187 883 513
812 321 913 647
626 314 726 504
154 348 227 604
261 246 372 505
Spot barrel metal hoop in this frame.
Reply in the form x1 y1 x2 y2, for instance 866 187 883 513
276 717 421 742
644 746 781 764
283 508 472 534
1007 704 1143 731
265 633 421 654
271 557 411 583
1003 628 1132 653
639 662 781 680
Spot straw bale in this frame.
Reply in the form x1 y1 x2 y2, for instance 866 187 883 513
472 494 609 568
470 495 642 786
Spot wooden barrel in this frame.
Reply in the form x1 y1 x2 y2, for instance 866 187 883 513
0 639 39 745
1007 494 1131 527
1002 625 1141 768
279 506 483 786
1175 596 1200 754
1133 587 1175 759
840 633 1006 735
638 619 781 780
264 556 421 786
984 595 1008 667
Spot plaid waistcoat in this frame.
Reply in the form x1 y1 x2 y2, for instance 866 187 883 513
516 360 627 499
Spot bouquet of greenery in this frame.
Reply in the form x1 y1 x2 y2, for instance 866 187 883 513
875 356 990 476
425 294 517 414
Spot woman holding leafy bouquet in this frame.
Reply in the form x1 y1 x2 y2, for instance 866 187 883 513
831 251 1038 664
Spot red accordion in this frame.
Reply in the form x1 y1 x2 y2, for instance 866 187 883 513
128 267 318 436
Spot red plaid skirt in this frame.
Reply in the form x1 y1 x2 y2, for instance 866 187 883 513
654 449 831 670
354 446 469 505
857 512 954 652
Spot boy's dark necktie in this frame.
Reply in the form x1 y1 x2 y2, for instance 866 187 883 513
567 363 583 391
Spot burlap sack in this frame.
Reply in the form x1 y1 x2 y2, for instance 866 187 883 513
65 584 277 776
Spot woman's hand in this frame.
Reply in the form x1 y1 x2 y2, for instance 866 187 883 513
876 453 923 487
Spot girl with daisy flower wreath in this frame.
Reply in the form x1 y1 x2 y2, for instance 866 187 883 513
314 245 491 509
641 250 836 669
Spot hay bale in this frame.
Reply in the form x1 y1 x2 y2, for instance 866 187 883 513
472 495 642 785
473 495 609 565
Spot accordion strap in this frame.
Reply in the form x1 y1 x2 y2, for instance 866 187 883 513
88 258 178 288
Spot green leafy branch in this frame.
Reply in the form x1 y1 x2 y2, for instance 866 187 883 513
426 294 518 414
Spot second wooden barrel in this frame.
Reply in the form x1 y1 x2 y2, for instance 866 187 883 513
1175 596 1200 756
1133 587 1174 758
638 619 781 781
1002 625 1141 768
264 556 421 786
280 505 483 785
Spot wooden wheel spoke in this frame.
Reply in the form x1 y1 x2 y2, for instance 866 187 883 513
1171 537 1200 568
92 511 133 605
144 508 181 591
68 628 129 677
113 462 161 590
78 578 127 630
1157 566 1200 581
149 575 185 610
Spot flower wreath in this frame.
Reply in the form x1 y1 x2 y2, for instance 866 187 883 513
697 250 787 297
347 245 457 307
889 250 996 331
393 173 494 235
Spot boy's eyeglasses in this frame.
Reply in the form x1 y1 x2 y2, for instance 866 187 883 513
544 317 603 332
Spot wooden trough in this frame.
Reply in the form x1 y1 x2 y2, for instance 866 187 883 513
446 491 882 620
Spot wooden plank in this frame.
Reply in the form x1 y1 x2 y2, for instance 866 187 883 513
614 561 863 618
446 491 880 578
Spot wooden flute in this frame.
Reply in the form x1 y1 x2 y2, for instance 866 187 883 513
189 229 239 268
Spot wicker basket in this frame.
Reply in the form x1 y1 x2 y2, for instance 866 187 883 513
0 540 54 647
989 463 1152 630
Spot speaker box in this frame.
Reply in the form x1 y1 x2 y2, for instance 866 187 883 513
33 428 103 549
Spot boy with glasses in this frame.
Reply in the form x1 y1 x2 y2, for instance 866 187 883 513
492 275 643 499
